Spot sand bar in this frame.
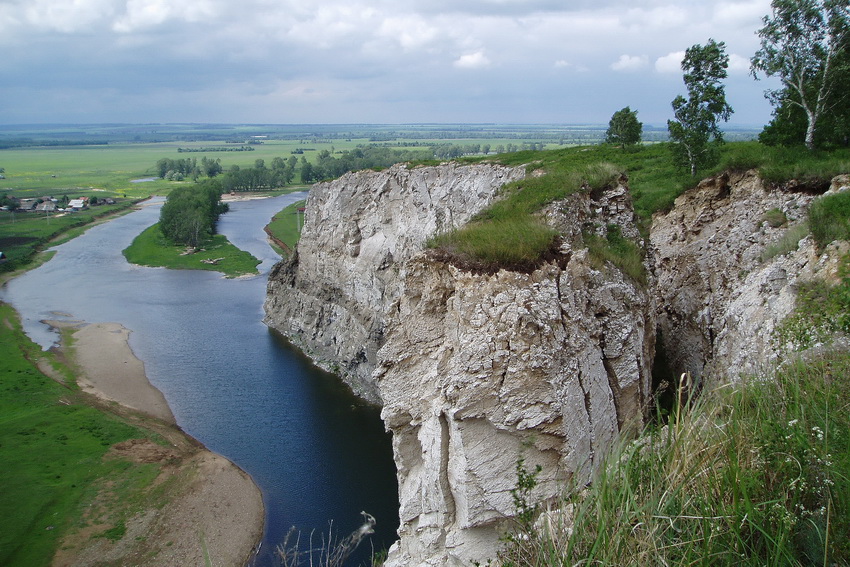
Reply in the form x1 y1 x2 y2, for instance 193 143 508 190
53 320 265 567
71 322 175 423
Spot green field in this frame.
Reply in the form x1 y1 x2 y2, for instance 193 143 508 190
265 199 307 256
2 122 743 200
0 200 143 273
0 304 149 566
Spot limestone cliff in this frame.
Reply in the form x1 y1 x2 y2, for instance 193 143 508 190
264 162 525 403
265 163 654 565
264 158 847 566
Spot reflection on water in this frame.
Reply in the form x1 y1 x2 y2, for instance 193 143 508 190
0 195 398 566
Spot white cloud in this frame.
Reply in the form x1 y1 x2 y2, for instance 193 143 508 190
712 0 771 27
728 53 751 74
23 0 115 33
611 54 648 72
454 50 491 69
377 15 440 50
655 51 686 73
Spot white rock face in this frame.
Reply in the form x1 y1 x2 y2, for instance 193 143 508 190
376 252 653 566
264 162 526 402
265 163 655 565
649 170 835 385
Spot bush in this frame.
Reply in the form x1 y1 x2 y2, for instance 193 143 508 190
809 191 850 249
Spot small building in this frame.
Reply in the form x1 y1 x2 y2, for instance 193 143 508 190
18 199 38 211
36 201 57 213
67 199 87 211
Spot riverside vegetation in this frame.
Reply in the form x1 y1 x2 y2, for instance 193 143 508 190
0 304 175 566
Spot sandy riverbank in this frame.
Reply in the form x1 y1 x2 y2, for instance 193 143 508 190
53 321 265 567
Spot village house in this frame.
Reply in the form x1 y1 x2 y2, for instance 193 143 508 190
67 198 88 211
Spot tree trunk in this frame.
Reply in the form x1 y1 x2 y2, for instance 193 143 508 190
805 108 817 151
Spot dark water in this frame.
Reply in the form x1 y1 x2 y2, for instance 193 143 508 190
0 195 399 566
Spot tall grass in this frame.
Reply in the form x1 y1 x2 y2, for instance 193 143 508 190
498 352 850 566
809 191 850 249
583 224 647 285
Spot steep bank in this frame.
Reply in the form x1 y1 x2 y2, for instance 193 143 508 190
264 158 848 565
264 163 654 565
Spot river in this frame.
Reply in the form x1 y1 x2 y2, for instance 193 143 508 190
0 195 399 566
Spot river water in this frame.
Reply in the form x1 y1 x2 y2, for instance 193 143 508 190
0 195 399 566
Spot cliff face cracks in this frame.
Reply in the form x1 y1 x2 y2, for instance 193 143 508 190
264 163 845 566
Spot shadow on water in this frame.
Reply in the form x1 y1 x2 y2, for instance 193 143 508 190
256 331 399 567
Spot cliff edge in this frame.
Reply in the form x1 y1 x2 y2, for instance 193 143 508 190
265 162 654 565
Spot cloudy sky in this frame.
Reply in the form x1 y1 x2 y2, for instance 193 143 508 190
1 0 781 127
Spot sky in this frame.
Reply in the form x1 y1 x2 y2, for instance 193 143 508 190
0 0 783 127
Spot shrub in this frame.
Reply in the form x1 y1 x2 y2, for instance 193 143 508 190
809 191 850 249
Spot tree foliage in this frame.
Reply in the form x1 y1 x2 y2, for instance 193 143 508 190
752 0 850 150
159 180 228 248
668 39 734 176
605 107 643 148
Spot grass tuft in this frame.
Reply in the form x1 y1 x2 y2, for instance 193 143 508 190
809 191 850 249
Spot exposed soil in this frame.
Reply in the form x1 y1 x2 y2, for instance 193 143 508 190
50 322 264 567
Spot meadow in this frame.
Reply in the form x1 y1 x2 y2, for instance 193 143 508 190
0 122 706 199
0 304 159 566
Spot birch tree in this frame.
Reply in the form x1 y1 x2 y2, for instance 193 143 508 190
668 39 734 176
751 0 850 150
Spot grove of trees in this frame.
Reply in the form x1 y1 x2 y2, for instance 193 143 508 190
158 180 229 249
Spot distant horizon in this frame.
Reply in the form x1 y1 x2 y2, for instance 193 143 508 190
3 1 778 126
0 121 767 131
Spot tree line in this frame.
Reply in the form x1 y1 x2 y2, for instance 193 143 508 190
158 180 229 248
604 0 848 176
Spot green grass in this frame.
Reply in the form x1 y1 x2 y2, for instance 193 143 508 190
429 218 559 270
265 199 307 255
583 224 647 285
809 191 850 249
498 350 850 566
123 223 261 278
0 303 146 566
760 222 810 263
428 142 850 273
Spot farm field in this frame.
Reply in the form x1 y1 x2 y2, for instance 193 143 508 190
0 122 698 199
